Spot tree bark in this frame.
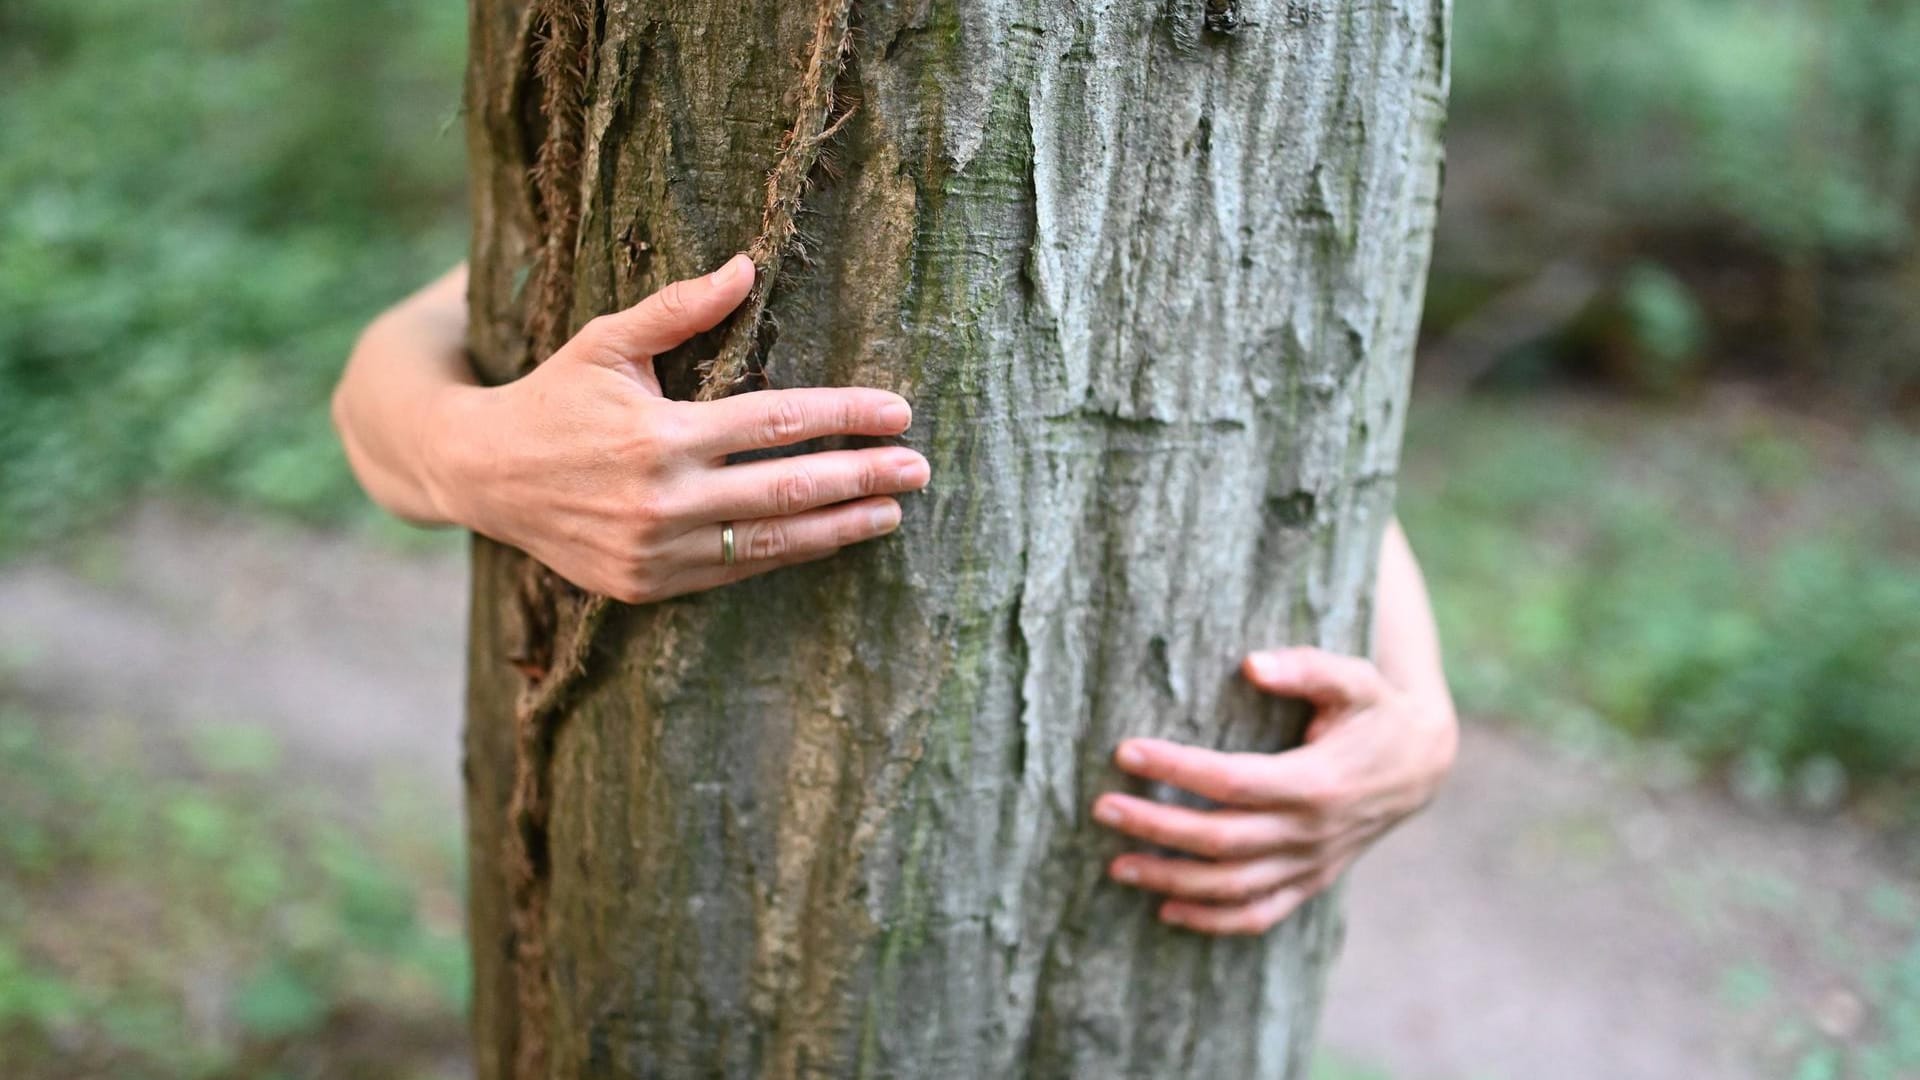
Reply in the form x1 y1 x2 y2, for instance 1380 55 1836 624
460 1 1449 1076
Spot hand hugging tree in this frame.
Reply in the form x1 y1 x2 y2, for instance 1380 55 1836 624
457 1 1449 1076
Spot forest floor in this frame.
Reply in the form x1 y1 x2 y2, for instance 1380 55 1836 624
3 501 1916 1079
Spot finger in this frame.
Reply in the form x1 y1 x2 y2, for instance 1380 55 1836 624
1109 852 1307 904
683 387 913 459
649 542 834 601
1092 794 1310 859
573 254 755 363
1158 859 1348 936
1243 647 1387 709
1158 882 1316 937
732 495 902 564
680 447 930 523
1113 738 1322 808
656 496 902 595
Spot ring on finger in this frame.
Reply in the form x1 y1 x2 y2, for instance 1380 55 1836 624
721 521 736 566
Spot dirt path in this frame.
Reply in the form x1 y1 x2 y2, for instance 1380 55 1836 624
3 503 1912 1079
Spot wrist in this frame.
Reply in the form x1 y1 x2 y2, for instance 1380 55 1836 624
419 383 492 531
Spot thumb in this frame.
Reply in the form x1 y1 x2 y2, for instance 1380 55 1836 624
570 253 755 365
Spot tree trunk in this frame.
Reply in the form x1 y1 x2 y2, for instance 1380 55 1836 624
460 1 1448 1076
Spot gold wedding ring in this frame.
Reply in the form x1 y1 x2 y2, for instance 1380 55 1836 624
721 522 736 566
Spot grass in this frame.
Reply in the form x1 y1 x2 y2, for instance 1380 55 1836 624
0 685 469 1078
1706 881 1920 1079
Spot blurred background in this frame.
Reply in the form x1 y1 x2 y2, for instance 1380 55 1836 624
1 1 1915 1077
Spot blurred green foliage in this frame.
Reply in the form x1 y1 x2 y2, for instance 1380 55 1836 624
1401 397 1920 813
1456 0 1920 256
1444 0 1920 403
0 0 467 552
0 695 468 1077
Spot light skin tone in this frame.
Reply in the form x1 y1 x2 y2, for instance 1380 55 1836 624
333 256 1458 936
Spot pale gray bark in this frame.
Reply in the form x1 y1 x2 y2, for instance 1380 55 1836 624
461 1 1449 1076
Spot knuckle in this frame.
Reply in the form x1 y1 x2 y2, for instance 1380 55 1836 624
636 408 690 460
1215 912 1255 936
835 508 874 546
1337 657 1385 696
762 396 809 445
1222 867 1267 903
655 280 694 322
774 468 818 516
1217 821 1261 858
1218 767 1266 807
1140 818 1182 850
747 520 791 561
627 525 669 561
1191 825 1234 860
1295 814 1339 847
607 568 654 605
628 491 671 535
1292 764 1344 811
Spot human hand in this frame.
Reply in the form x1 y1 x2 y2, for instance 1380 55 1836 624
1094 646 1458 935
425 254 929 603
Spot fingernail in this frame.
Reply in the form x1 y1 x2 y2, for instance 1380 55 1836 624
1094 800 1124 827
1248 653 1284 683
1115 742 1146 770
896 457 930 489
1160 906 1187 927
869 503 901 532
879 400 912 430
1112 862 1140 884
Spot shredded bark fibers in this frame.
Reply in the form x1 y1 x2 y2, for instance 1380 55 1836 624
694 0 857 401
501 1 596 1076
499 1 859 1074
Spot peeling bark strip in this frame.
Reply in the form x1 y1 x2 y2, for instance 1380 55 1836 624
522 0 595 365
504 1 598 1076
464 0 1451 1075
692 0 856 401
503 590 604 1079
500 0 864 1075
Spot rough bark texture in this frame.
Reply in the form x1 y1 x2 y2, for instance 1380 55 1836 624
461 1 1449 1076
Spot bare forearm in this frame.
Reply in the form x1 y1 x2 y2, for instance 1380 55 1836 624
1373 518 1453 710
330 264 476 525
